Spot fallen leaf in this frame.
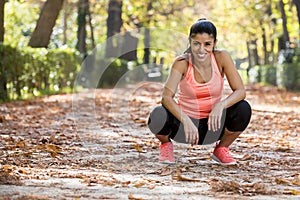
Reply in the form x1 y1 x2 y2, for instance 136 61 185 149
240 153 251 161
292 175 300 186
284 189 300 195
128 193 144 200
46 144 62 153
15 141 26 148
0 115 5 122
50 151 58 157
275 178 290 185
147 185 156 189
133 181 146 188
210 179 276 195
172 169 202 182
133 143 143 153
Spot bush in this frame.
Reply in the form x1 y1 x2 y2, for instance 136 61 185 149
248 65 261 84
261 65 277 86
247 63 299 91
0 44 81 100
277 62 300 91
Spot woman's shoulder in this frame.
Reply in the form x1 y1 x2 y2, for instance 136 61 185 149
173 53 189 66
213 49 231 59
172 53 189 74
213 49 232 67
175 53 189 62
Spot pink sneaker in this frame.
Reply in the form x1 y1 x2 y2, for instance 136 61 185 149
211 143 237 165
159 142 175 164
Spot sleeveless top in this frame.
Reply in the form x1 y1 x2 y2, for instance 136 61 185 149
178 53 224 119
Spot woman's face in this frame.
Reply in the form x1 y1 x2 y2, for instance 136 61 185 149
190 33 216 62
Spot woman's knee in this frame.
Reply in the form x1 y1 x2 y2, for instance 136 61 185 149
148 106 168 135
225 100 252 132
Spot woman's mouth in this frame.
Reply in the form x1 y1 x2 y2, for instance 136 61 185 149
197 53 207 59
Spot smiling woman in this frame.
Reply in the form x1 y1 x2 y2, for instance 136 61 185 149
148 18 252 166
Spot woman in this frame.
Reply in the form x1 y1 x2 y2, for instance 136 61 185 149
148 18 252 165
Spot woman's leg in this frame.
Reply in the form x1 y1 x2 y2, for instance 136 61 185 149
148 105 180 163
220 100 252 147
218 129 242 147
211 100 252 165
156 134 170 144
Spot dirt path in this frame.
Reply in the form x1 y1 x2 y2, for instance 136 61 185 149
0 82 299 200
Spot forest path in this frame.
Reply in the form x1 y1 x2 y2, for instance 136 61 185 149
0 82 299 199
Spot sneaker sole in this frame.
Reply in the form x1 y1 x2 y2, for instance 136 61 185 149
210 154 237 166
159 160 176 164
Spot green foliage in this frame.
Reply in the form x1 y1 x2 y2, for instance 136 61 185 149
4 0 40 47
247 62 300 91
0 44 80 100
261 65 277 86
248 65 262 84
277 62 300 91
2 0 299 99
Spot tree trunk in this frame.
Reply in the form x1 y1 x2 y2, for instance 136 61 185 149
261 26 268 65
143 28 150 64
105 0 122 58
279 0 290 49
76 0 89 55
143 2 153 64
246 41 252 67
62 1 67 45
0 1 7 100
270 39 275 65
246 40 259 66
28 0 64 48
252 40 259 66
0 0 5 43
87 2 95 49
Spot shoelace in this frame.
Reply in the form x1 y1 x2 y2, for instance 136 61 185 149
161 145 172 157
219 147 231 158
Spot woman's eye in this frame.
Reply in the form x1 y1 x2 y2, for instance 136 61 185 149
205 42 211 46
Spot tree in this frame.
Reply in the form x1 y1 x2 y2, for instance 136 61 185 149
278 0 290 50
76 0 89 55
143 2 152 64
0 0 4 43
105 0 122 58
0 0 7 101
28 0 64 48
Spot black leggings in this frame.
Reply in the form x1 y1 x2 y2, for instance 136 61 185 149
148 100 252 145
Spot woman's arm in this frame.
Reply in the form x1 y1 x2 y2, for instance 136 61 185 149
209 50 246 131
161 59 199 145
217 50 246 108
161 59 186 120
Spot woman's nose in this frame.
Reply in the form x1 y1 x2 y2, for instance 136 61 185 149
199 44 204 51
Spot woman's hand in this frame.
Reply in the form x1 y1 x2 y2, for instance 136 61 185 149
182 117 199 145
208 102 225 132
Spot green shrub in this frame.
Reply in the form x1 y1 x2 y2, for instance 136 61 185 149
260 65 277 86
0 44 81 100
277 62 300 91
248 65 261 84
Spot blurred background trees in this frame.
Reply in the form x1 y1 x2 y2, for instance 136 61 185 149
0 0 299 101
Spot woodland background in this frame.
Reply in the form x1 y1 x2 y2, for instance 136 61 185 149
0 0 299 101
0 1 300 199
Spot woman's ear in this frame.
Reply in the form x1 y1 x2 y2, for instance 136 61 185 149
214 39 218 48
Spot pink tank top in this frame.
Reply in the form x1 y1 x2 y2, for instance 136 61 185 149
178 53 224 119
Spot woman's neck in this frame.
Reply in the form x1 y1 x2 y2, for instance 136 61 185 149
192 54 211 69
